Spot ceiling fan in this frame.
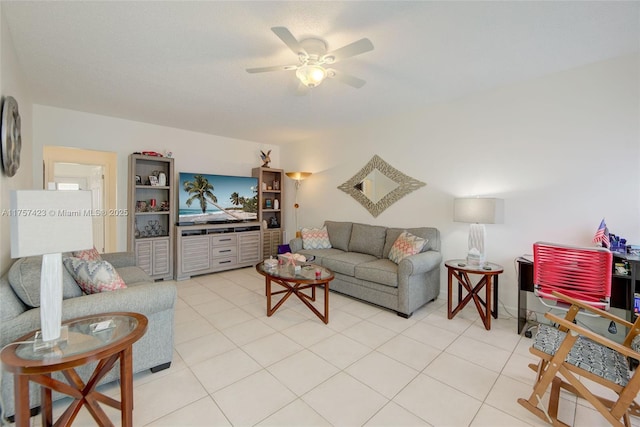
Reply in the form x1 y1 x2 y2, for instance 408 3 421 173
246 27 374 89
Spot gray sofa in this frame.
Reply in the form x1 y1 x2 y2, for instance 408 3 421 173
0 252 177 419
290 221 441 318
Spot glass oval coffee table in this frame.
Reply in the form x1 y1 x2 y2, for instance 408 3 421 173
256 261 334 324
1 312 148 427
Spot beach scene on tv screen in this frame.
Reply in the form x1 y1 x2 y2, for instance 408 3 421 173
179 172 258 223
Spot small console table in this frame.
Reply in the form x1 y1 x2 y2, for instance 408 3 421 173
1 312 147 427
446 259 504 330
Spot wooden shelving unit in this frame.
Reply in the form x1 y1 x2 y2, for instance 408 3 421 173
127 154 174 280
252 167 284 258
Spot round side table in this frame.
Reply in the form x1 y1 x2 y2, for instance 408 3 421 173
445 260 504 330
256 261 334 324
1 312 148 426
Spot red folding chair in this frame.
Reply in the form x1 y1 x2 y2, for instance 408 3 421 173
533 241 612 311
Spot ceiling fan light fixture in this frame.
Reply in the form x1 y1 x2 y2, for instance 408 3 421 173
296 65 327 87
247 27 373 90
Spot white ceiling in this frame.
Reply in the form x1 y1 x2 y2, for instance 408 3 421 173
3 1 639 145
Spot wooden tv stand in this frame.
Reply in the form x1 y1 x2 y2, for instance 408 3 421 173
175 222 262 280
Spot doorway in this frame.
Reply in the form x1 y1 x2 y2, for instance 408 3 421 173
53 163 105 252
43 147 117 253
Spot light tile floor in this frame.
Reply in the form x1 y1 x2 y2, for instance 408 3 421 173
22 267 640 426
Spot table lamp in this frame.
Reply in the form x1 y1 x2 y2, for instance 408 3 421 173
285 172 311 238
453 197 504 266
10 190 93 350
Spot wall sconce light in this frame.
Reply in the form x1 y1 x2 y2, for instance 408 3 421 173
285 172 312 236
453 197 504 266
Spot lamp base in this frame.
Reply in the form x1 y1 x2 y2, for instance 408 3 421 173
33 325 68 353
467 223 487 267
466 252 486 267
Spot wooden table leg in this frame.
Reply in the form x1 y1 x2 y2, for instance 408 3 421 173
493 275 499 319
41 373 53 427
14 375 30 427
324 283 329 324
447 268 453 319
266 277 272 314
121 346 134 427
484 276 492 330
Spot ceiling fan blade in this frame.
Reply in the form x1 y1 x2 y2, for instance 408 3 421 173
271 26 307 57
324 38 374 62
246 65 297 73
328 70 366 88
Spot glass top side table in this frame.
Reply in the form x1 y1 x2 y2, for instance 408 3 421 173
445 259 504 330
1 312 148 427
14 313 141 361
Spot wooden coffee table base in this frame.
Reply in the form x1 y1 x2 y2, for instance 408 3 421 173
266 276 330 324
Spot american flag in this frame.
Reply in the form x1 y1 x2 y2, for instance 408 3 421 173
593 218 610 248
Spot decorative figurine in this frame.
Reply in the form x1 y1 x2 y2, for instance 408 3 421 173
260 150 271 167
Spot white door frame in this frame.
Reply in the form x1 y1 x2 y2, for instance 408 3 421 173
43 146 117 253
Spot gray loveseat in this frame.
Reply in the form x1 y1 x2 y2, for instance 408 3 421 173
290 221 441 318
0 252 177 419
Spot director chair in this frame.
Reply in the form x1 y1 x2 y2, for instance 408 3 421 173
518 242 640 426
519 242 640 425
518 290 640 426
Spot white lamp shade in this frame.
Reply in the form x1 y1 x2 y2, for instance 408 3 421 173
11 190 94 257
453 198 504 224
11 190 94 344
10 190 94 345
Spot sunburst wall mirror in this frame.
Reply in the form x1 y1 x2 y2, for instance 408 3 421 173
338 155 426 217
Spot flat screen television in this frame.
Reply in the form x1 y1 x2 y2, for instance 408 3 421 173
178 172 258 225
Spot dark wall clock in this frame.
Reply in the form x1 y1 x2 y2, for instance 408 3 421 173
1 96 21 177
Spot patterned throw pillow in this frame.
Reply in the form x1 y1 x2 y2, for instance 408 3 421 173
63 257 127 294
301 226 332 250
72 247 102 261
388 231 427 264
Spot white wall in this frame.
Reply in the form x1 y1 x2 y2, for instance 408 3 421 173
281 54 640 315
32 106 280 251
24 54 640 322
0 9 33 275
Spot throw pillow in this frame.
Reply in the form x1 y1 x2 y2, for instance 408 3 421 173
72 246 102 261
63 257 127 294
388 231 428 264
8 256 83 307
301 226 332 249
348 223 387 258
325 221 352 251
